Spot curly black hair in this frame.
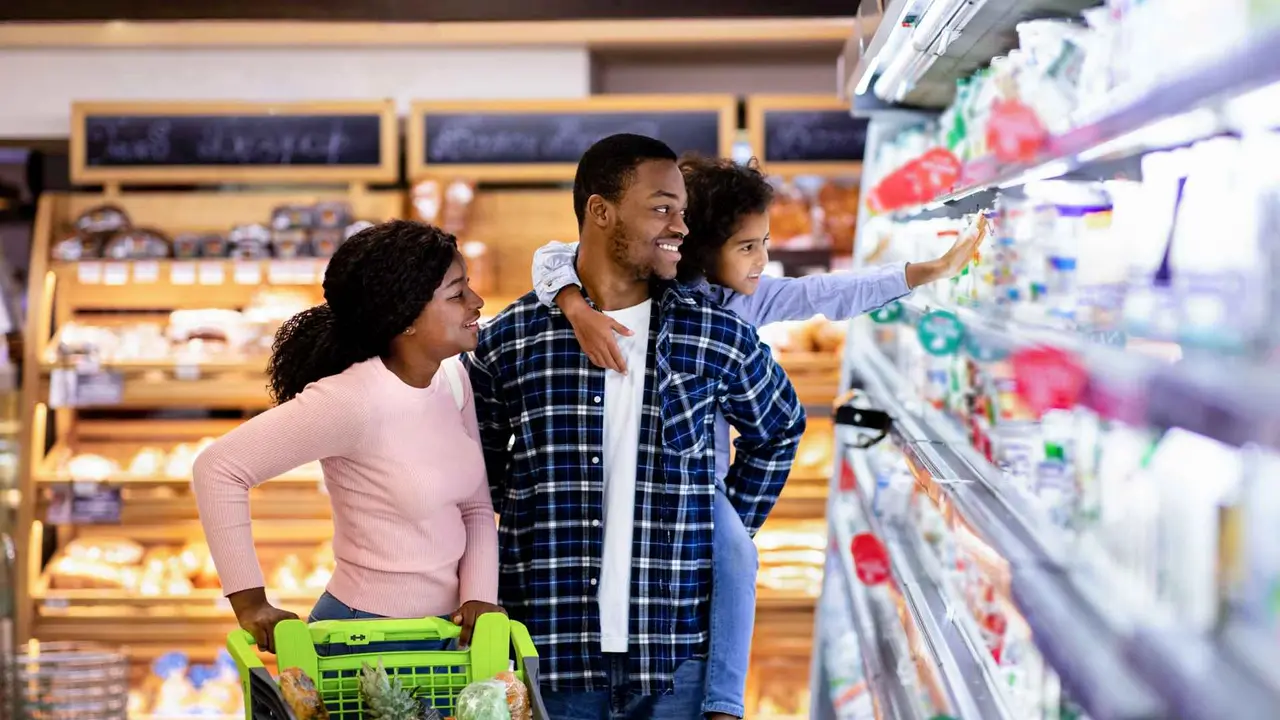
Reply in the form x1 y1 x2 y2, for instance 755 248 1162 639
676 155 775 284
267 219 458 404
573 133 678 230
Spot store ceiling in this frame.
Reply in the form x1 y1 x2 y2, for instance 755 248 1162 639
2 0 856 22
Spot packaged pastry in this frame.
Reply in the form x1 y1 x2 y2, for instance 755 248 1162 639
172 233 204 259
495 670 531 720
229 224 272 260
66 453 120 482
279 667 330 720
128 447 166 477
48 556 127 589
311 228 343 258
74 204 131 236
271 228 310 259
103 228 171 260
271 554 305 592
271 205 314 231
441 179 477 235
52 233 100 261
62 536 145 565
411 179 443 224
313 201 353 229
200 234 231 258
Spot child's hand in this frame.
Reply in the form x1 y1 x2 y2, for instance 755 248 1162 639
905 214 989 288
566 304 634 374
935 213 988 279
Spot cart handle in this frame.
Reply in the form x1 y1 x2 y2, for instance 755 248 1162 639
227 629 265 671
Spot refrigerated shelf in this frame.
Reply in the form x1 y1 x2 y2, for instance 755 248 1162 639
846 328 1280 719
878 21 1280 219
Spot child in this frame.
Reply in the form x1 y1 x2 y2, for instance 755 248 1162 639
531 156 984 719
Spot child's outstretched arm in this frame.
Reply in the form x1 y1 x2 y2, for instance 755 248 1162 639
727 215 988 327
531 240 634 373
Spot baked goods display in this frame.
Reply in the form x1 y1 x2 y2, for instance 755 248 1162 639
791 419 835 479
413 178 495 295
128 650 244 718
54 443 321 483
49 289 312 368
51 202 374 261
43 536 334 598
756 520 826 598
766 176 861 254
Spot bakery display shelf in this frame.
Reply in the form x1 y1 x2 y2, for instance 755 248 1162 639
756 591 820 613
769 483 828 520
882 22 1280 220
34 591 320 620
34 471 319 488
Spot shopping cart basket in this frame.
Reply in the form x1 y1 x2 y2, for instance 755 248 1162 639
227 613 548 719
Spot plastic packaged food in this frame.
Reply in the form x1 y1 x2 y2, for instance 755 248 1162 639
271 204 315 231
229 224 272 260
456 678 511 720
103 228 172 260
494 670 530 720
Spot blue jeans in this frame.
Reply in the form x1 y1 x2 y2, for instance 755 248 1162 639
307 591 452 656
542 656 706 720
705 489 756 718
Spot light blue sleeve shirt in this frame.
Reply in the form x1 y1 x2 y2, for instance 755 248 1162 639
528 239 913 488
531 240 581 307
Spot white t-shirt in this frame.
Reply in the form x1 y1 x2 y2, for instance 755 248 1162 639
597 299 653 653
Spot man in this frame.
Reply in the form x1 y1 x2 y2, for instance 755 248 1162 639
465 133 805 719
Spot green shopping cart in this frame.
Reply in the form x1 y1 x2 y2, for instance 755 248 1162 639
227 613 548 719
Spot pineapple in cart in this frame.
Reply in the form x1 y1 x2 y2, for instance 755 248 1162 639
360 660 445 720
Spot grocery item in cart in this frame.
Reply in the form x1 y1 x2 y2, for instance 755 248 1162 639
281 667 330 719
456 677 510 720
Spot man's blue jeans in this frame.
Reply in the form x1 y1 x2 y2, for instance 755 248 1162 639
541 656 707 720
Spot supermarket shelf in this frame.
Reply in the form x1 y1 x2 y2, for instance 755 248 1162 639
39 357 268 375
1124 624 1280 720
886 23 1280 219
852 334 1064 566
827 483 925 720
849 333 1280 717
33 472 319 489
848 0 1097 109
844 444 1009 720
897 295 1280 457
848 341 1171 720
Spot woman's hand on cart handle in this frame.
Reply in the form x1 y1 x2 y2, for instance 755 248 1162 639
452 600 506 649
228 587 299 654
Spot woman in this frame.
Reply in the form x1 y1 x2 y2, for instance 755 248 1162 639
531 156 983 719
193 219 500 655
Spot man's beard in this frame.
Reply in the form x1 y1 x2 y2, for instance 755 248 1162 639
608 223 652 281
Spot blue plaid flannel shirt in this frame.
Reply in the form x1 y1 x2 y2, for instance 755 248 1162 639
463 282 805 696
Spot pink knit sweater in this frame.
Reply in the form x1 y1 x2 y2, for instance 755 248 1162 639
192 357 498 618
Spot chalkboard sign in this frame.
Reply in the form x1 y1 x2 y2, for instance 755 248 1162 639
423 111 722 166
71 102 399 184
762 109 868 163
84 115 382 168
